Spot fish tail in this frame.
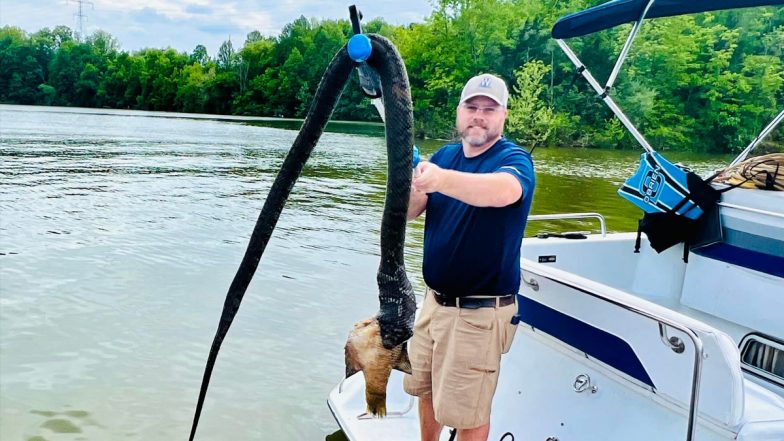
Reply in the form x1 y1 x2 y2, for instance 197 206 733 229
366 391 387 418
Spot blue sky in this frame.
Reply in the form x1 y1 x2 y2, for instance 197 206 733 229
0 0 433 56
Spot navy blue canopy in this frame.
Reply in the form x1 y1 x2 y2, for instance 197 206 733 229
552 0 784 39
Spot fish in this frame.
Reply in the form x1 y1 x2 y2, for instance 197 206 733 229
345 318 412 417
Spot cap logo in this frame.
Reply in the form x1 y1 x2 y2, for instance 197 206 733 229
479 77 492 88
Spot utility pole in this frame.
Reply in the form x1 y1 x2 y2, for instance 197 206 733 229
66 0 94 41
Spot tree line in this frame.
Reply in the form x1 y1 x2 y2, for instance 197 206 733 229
1 0 782 153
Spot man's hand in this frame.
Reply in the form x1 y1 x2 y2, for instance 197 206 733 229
412 161 443 194
411 160 522 208
408 162 429 220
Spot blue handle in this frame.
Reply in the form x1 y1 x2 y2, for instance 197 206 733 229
412 145 420 169
347 34 372 62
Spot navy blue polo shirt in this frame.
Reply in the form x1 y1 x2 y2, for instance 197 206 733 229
422 137 535 297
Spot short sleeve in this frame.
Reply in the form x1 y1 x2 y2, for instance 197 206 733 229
494 148 535 199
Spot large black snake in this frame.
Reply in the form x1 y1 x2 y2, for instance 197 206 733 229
188 34 416 439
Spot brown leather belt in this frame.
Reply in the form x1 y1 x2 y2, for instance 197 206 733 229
429 289 515 309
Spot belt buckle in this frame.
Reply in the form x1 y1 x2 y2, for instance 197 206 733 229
455 297 466 309
457 297 484 310
462 295 510 309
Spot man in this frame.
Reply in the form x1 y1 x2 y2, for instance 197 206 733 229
403 73 535 441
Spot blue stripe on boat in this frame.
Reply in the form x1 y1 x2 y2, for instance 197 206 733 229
517 295 655 388
692 243 784 278
723 229 784 258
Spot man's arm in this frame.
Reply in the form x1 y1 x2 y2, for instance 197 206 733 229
407 186 428 220
412 161 522 208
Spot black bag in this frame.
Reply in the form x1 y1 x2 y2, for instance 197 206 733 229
634 172 723 261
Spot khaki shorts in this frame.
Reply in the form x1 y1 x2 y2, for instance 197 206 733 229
403 288 518 429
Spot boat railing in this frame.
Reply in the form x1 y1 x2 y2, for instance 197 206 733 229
524 265 706 441
528 212 607 237
718 202 784 220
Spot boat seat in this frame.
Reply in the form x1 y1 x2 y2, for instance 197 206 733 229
736 379 784 438
681 189 784 337
681 253 784 339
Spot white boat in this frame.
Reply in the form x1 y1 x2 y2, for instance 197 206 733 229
330 1 784 440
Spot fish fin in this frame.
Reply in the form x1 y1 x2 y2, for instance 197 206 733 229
345 343 362 378
393 343 412 375
364 362 393 418
366 390 387 418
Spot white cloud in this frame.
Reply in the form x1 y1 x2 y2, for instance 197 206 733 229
91 0 196 20
0 0 431 55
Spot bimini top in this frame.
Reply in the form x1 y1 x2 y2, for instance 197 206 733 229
552 0 784 39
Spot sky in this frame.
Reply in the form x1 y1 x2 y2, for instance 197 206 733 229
0 0 433 56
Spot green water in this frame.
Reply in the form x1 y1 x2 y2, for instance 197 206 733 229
0 104 732 440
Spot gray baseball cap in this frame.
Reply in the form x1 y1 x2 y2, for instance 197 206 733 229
459 73 509 108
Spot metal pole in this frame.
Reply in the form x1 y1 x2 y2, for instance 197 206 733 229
66 0 94 41
557 39 655 153
527 212 607 237
685 335 704 441
606 0 657 91
729 109 784 167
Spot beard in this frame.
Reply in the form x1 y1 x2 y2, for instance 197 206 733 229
458 122 500 147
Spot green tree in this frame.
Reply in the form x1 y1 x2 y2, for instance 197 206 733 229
134 48 189 110
37 84 56 105
176 63 213 113
217 39 235 71
245 30 264 45
190 44 209 66
87 30 119 57
75 62 99 106
507 60 557 148
0 27 43 103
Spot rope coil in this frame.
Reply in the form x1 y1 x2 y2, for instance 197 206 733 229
713 153 784 191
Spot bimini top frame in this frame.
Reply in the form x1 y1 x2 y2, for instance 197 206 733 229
552 0 784 39
553 0 784 156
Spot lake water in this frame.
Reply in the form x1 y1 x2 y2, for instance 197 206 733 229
0 104 732 440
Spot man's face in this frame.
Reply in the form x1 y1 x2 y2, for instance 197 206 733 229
456 95 507 148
